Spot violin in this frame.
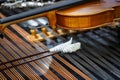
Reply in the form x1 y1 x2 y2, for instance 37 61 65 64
56 0 120 30
0 0 97 38
1 0 120 38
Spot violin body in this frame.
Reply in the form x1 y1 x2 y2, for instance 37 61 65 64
56 0 120 30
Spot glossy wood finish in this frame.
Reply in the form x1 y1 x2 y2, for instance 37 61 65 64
56 0 120 30
0 10 57 33
0 0 87 35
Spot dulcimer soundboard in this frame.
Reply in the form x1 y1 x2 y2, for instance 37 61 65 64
0 0 120 80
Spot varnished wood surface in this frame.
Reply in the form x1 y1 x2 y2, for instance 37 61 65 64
0 13 91 80
56 0 120 16
56 0 120 30
0 0 88 34
1 0 120 33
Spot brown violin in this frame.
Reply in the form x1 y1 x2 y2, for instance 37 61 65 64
1 0 120 38
56 0 120 30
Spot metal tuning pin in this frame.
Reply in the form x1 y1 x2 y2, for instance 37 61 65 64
20 1 44 8
43 0 55 5
0 0 57 8
1 0 23 9
1 0 44 8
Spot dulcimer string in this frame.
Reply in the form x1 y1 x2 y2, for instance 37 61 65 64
0 50 57 71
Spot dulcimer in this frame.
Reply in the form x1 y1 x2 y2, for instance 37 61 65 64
56 0 120 30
